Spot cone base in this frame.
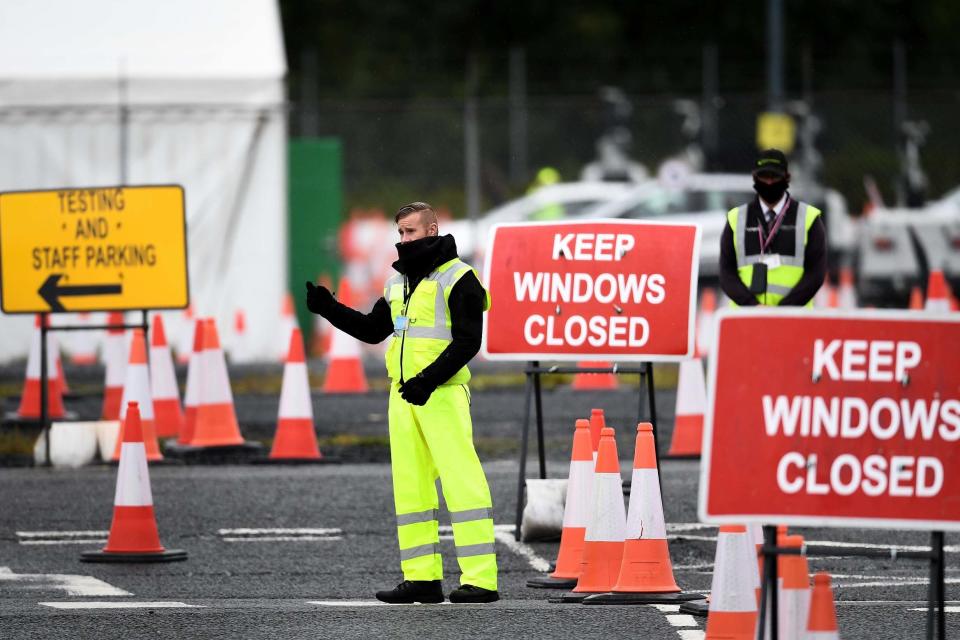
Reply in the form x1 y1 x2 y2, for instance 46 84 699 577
80 548 187 563
583 592 705 605
679 599 710 617
549 592 591 604
164 441 264 464
661 453 701 460
526 575 578 589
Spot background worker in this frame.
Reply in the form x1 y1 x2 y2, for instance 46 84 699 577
719 149 827 306
305 202 499 604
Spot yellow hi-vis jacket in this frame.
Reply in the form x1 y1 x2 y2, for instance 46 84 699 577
727 201 822 306
383 257 491 384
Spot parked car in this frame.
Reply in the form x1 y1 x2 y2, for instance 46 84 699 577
857 188 960 306
447 181 639 262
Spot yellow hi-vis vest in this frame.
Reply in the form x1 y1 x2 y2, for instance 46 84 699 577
727 201 822 306
383 257 491 384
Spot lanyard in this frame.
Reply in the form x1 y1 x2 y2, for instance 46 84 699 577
757 196 790 255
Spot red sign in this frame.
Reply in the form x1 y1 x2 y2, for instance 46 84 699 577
482 220 700 361
700 309 960 531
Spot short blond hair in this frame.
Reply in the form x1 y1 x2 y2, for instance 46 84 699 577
394 201 438 226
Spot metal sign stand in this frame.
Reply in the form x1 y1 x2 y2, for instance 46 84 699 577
757 525 947 640
513 361 658 540
36 310 150 467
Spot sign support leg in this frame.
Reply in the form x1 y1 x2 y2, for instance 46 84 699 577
40 313 50 467
533 362 545 480
757 524 779 640
926 531 946 640
141 310 150 365
514 363 535 540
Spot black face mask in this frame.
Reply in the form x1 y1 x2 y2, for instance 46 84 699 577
754 179 788 204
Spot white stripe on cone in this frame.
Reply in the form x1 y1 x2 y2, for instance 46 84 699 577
561 460 594 528
114 442 153 507
584 472 627 542
779 584 811 640
278 362 312 419
198 349 235 406
675 359 707 416
709 529 757 613
624 468 666 539
150 346 180 400
120 364 155 421
25 324 59 380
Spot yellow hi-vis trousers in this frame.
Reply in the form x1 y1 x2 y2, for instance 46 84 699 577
388 382 498 591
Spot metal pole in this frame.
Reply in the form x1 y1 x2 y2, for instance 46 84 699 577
758 524 779 640
533 363 546 480
766 0 785 111
464 53 481 221
141 310 150 367
299 47 320 137
514 366 535 540
40 314 50 467
646 362 662 486
508 46 528 186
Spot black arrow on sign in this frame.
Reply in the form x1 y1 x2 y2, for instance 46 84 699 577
38 274 123 312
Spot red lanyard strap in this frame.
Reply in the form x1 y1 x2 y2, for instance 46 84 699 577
757 196 790 255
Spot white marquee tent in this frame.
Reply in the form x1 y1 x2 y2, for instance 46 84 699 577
0 0 288 363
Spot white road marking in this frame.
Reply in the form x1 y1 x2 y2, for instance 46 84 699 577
220 536 342 542
677 630 706 640
667 614 698 627
909 606 960 613
492 530 551 573
0 567 131 597
40 602 201 609
16 531 109 545
838 578 960 589
217 528 341 536
651 604 681 612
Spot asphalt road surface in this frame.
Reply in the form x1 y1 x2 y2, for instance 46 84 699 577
1 362 957 639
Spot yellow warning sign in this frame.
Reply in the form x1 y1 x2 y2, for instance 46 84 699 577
0 185 189 313
756 112 796 153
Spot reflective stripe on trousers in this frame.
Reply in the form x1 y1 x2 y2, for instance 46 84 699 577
389 383 498 591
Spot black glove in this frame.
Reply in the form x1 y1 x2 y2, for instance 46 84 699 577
399 375 437 406
305 281 335 315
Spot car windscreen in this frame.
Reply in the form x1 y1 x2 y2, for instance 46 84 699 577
615 189 755 217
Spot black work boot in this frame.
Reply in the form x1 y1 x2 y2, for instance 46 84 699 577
449 584 499 603
375 580 444 604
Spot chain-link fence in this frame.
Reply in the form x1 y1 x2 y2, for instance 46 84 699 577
291 88 960 217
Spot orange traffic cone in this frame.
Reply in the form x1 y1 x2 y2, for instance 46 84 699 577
528 418 594 589
925 269 952 312
588 408 606 460
813 282 833 309
311 274 334 358
190 318 246 447
269 327 323 460
837 267 857 310
322 278 369 393
66 312 100 365
565 427 625 601
81 402 186 563
704 525 758 640
279 292 298 361
696 288 717 358
100 312 127 420
908 286 924 310
175 305 195 364
150 315 183 439
572 361 618 390
112 329 162 462
806 573 840 639
178 318 203 445
587 423 701 604
16 315 66 419
665 358 706 458
776 535 811 640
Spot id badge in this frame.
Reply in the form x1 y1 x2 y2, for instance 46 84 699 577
393 315 410 335
760 254 782 268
